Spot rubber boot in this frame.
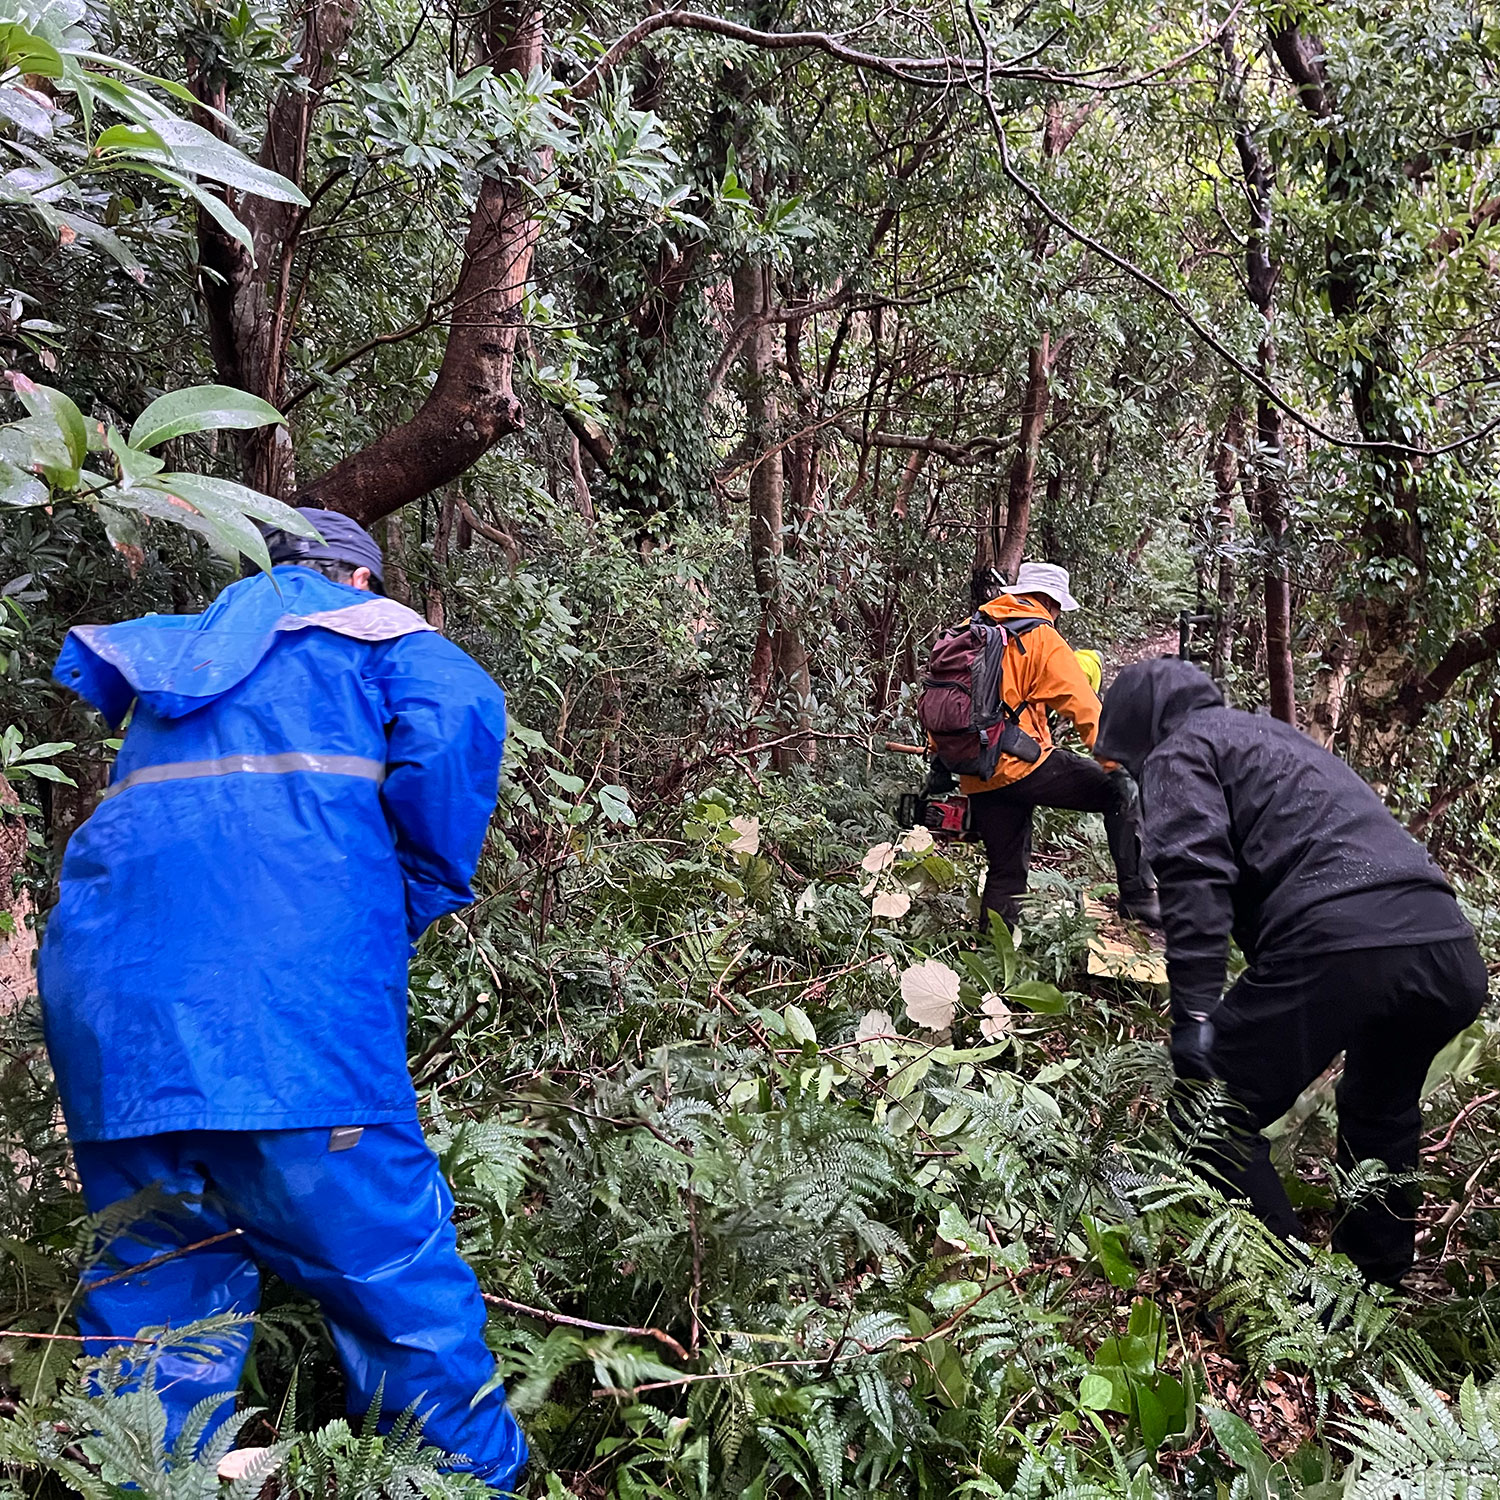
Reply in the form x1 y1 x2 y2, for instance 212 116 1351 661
1104 769 1162 928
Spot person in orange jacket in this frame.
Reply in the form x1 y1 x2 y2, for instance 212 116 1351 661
959 563 1160 931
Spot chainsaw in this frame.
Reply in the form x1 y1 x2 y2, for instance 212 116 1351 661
887 742 974 842
896 789 971 839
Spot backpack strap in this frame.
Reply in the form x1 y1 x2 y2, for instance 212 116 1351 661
972 614 1049 726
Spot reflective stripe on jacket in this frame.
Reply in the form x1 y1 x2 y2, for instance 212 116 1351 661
38 566 507 1142
959 594 1103 794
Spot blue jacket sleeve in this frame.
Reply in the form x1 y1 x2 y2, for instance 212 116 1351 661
367 632 507 942
1141 732 1238 1023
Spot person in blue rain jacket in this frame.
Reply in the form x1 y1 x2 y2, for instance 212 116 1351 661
38 509 527 1489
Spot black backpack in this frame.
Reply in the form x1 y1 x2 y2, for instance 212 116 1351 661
917 615 1045 778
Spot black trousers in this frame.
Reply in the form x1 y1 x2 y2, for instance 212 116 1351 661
968 751 1151 927
1194 936 1487 1286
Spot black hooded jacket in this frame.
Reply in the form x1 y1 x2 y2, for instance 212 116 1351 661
1095 659 1471 1019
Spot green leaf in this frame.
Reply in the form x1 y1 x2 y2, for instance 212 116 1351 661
1078 1372 1116 1411
142 472 314 534
8 373 86 466
596 783 634 826
1006 979 1070 1014
133 163 254 256
1126 1297 1164 1350
545 767 586 796
0 458 46 507
129 385 285 451
16 761 75 785
0 23 64 79
52 212 146 281
105 424 163 485
94 122 166 155
1136 1382 1169 1454
1421 1019 1487 1098
123 480 272 572
145 118 308 205
1204 1405 1269 1473
12 741 73 760
782 1005 817 1046
1082 1217 1138 1289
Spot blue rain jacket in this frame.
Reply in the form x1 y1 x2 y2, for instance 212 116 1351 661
38 566 507 1143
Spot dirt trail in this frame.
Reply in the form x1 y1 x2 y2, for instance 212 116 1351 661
1105 624 1180 683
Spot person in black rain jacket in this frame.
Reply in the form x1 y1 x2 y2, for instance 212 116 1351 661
1094 657 1488 1286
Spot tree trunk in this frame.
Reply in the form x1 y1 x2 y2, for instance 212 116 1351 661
996 333 1050 580
0 780 35 1016
193 0 359 497
734 260 813 764
1258 397 1295 724
426 490 456 632
1225 30 1295 722
1209 413 1241 679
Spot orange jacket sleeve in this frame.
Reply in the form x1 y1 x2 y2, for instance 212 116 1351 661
1027 626 1103 751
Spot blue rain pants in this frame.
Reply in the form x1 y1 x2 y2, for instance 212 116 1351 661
73 1121 528 1492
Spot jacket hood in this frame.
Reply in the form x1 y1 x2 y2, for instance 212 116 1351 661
1095 658 1224 778
977 593 1055 626
53 567 430 727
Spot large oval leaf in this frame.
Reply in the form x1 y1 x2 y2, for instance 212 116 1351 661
146 473 317 535
145 118 308 205
129 385 285 451
0 23 63 79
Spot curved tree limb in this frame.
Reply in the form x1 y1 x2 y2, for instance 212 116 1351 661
295 0 545 523
967 7 1500 460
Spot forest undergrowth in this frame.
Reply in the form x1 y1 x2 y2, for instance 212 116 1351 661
0 764 1497 1499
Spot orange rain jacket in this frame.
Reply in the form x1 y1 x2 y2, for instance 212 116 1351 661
958 594 1104 794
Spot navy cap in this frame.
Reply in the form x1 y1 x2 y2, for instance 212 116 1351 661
264 508 384 583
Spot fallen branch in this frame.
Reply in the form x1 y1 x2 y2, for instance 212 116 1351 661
0 1329 156 1345
82 1230 246 1294
482 1293 690 1362
1422 1090 1500 1156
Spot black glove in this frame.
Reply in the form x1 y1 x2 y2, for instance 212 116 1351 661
1170 1012 1217 1082
1105 765 1142 817
922 760 958 797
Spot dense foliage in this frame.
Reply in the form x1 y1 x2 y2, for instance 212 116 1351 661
0 0 1498 1492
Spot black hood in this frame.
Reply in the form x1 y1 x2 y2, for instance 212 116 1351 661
1095 658 1224 779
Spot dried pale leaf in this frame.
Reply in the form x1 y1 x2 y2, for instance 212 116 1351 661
901 825 935 855
1086 937 1168 986
726 815 759 854
979 992 1012 1039
900 959 959 1030
860 841 896 874
871 890 911 920
856 1009 895 1043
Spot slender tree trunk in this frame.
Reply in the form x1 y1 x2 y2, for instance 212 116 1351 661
191 0 359 497
426 491 456 631
734 260 813 765
1258 398 1295 723
1210 412 1241 679
1224 31 1295 722
997 333 1050 579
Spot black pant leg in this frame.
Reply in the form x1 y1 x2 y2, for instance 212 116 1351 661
1102 769 1157 901
1197 959 1351 1242
969 792 1033 929
969 753 1110 929
1333 937 1489 1285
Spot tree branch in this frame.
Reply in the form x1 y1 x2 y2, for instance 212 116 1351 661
295 0 546 523
1396 616 1500 725
967 15 1500 461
